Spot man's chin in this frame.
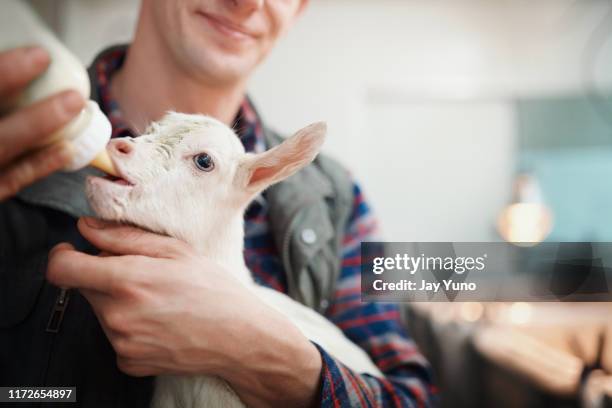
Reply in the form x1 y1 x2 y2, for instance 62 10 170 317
85 176 129 221
181 41 258 85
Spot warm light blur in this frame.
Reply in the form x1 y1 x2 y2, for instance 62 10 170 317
459 302 484 322
507 302 533 325
497 173 553 245
497 202 553 245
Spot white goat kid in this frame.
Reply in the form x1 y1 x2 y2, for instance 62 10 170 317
85 112 381 408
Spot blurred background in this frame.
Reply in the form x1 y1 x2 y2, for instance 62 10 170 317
27 0 612 407
29 0 612 242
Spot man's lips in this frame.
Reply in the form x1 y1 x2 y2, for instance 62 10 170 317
196 11 259 40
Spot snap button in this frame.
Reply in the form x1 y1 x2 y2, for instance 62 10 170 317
301 228 317 245
319 299 329 310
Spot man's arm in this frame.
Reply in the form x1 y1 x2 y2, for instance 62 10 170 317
46 217 323 408
316 182 437 407
45 184 435 408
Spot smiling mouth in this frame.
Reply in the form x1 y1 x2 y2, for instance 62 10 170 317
195 11 258 41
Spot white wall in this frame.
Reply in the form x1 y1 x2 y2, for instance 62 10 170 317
30 0 612 241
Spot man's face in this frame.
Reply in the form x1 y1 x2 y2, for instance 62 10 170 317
145 0 306 85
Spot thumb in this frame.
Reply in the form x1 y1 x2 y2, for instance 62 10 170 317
78 217 191 258
50 242 75 255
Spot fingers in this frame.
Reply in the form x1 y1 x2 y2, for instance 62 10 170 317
80 288 161 377
0 47 50 97
78 217 192 259
46 242 123 293
116 358 160 377
0 141 73 200
0 90 84 164
0 47 85 200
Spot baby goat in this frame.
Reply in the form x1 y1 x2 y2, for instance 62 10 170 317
85 112 381 408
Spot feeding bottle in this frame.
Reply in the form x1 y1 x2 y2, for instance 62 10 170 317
0 0 117 176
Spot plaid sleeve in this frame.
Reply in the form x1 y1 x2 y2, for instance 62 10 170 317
316 182 437 407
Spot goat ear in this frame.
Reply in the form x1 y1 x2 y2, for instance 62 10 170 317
236 122 326 195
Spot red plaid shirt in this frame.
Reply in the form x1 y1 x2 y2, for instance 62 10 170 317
92 46 437 407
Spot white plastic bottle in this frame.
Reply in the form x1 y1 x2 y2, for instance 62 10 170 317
0 0 117 175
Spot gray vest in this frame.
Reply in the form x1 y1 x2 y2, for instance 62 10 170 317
263 128 354 312
17 66 354 313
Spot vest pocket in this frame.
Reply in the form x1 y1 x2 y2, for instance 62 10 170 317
287 202 338 310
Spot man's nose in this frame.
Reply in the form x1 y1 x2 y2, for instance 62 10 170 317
230 0 264 13
108 138 135 157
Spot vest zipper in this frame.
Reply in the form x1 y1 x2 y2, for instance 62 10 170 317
46 288 70 333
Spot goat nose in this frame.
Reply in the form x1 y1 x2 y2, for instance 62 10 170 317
109 139 134 156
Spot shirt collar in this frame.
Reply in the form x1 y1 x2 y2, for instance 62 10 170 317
92 46 266 154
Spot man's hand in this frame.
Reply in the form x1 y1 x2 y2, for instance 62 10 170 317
46 217 322 408
0 47 84 200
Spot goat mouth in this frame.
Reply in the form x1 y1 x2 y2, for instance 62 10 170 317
104 174 134 187
101 154 136 187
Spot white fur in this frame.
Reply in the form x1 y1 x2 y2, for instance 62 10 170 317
86 112 382 408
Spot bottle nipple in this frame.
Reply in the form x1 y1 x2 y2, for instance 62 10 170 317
89 150 118 176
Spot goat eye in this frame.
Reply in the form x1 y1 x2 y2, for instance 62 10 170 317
194 153 214 172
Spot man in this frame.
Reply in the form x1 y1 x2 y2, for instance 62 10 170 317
0 0 436 406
